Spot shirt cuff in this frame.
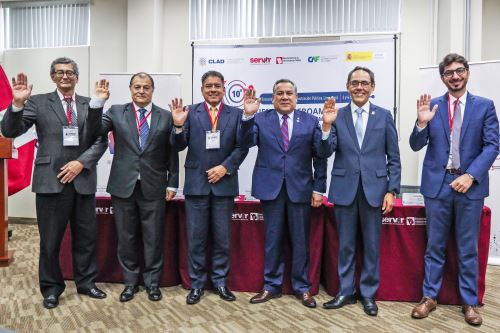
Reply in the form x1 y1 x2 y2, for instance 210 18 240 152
313 191 324 195
242 113 254 121
167 187 177 193
89 97 106 109
11 104 24 112
415 122 427 132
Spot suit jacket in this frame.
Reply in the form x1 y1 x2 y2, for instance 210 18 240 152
239 109 328 203
325 103 401 207
0 91 106 194
171 102 248 196
410 92 499 199
101 103 179 200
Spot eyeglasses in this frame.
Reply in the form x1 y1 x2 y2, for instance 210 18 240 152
442 67 467 78
54 70 76 78
349 80 372 87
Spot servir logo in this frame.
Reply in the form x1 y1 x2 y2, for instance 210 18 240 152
250 57 272 64
308 56 320 63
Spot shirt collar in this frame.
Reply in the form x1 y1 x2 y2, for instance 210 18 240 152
449 91 468 106
276 110 294 119
133 102 153 113
350 101 370 114
205 101 222 111
57 89 76 102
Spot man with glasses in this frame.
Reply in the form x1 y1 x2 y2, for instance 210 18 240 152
322 66 401 316
410 53 499 326
1 57 109 309
170 71 248 304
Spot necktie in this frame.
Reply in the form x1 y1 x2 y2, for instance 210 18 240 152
138 108 150 150
281 114 289 151
64 97 77 126
210 106 218 130
354 108 364 148
451 100 462 168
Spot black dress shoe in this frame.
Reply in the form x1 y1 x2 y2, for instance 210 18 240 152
43 295 59 309
323 294 357 309
186 288 204 304
361 297 378 316
146 286 162 301
120 285 139 302
216 286 236 301
77 287 107 299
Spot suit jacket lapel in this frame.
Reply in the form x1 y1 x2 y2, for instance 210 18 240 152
460 93 473 142
438 93 450 145
48 91 70 126
141 104 161 152
215 104 231 133
288 111 301 150
125 103 141 152
269 110 286 152
196 103 215 132
361 104 377 150
75 94 87 133
343 105 360 152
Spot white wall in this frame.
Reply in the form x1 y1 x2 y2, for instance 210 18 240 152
2 0 500 217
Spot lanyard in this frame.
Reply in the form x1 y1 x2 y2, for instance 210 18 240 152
133 104 152 135
447 95 460 131
204 102 223 130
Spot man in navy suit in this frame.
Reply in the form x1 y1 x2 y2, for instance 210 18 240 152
240 79 333 308
410 54 499 326
170 71 248 304
322 66 401 316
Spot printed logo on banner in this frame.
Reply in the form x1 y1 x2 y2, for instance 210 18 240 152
382 216 427 225
308 56 320 63
308 55 338 63
232 212 264 221
208 59 225 65
225 80 254 107
96 206 114 215
199 57 207 66
275 56 302 64
276 57 284 64
250 57 272 64
346 52 373 62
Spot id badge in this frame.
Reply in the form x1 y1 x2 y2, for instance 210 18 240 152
206 130 220 149
63 126 79 146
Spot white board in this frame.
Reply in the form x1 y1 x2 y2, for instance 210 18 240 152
418 61 500 264
96 72 182 196
193 38 396 198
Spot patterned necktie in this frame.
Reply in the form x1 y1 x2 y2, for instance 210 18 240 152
138 108 150 150
451 100 462 168
64 97 77 126
210 106 218 130
354 108 364 148
281 114 289 151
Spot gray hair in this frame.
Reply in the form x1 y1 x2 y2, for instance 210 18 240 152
272 79 297 94
50 57 79 77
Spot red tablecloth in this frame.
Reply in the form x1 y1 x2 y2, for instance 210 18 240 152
321 199 491 305
60 198 491 304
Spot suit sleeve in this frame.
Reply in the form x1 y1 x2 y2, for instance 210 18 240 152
239 116 258 149
386 111 401 194
409 120 430 151
167 145 179 188
170 116 189 152
0 99 38 138
77 135 108 170
466 100 500 184
221 109 249 174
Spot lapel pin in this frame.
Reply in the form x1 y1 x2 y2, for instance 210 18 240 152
296 117 300 123
371 111 375 115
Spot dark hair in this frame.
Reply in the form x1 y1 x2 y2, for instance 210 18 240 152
201 71 224 85
50 57 79 77
347 66 375 84
272 78 298 94
439 53 469 76
129 72 155 88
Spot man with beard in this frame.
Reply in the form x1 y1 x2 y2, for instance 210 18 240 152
410 53 499 326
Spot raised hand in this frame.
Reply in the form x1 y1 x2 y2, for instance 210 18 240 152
94 79 110 100
12 73 33 108
322 97 338 131
169 98 189 126
417 94 438 127
243 88 260 116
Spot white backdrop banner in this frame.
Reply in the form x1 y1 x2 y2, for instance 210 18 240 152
96 72 182 196
193 38 396 198
418 61 500 264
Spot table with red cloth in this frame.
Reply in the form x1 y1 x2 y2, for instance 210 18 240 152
60 198 491 304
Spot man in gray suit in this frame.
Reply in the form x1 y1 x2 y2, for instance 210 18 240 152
95 72 179 302
1 57 109 309
170 70 248 304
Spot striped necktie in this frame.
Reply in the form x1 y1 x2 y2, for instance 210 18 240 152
138 108 149 150
64 96 77 126
281 114 289 151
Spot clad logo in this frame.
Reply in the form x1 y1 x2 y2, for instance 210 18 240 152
208 59 225 64
308 56 320 63
250 57 272 64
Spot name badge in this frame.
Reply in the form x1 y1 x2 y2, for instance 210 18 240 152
63 126 79 146
206 130 220 149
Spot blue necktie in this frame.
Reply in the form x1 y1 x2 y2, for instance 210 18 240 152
138 108 149 150
355 108 364 148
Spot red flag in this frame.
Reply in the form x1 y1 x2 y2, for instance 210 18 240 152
0 65 36 196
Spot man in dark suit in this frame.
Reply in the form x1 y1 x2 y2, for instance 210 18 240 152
96 72 179 302
239 79 332 308
1 57 109 309
170 70 248 304
410 54 499 326
322 66 401 316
